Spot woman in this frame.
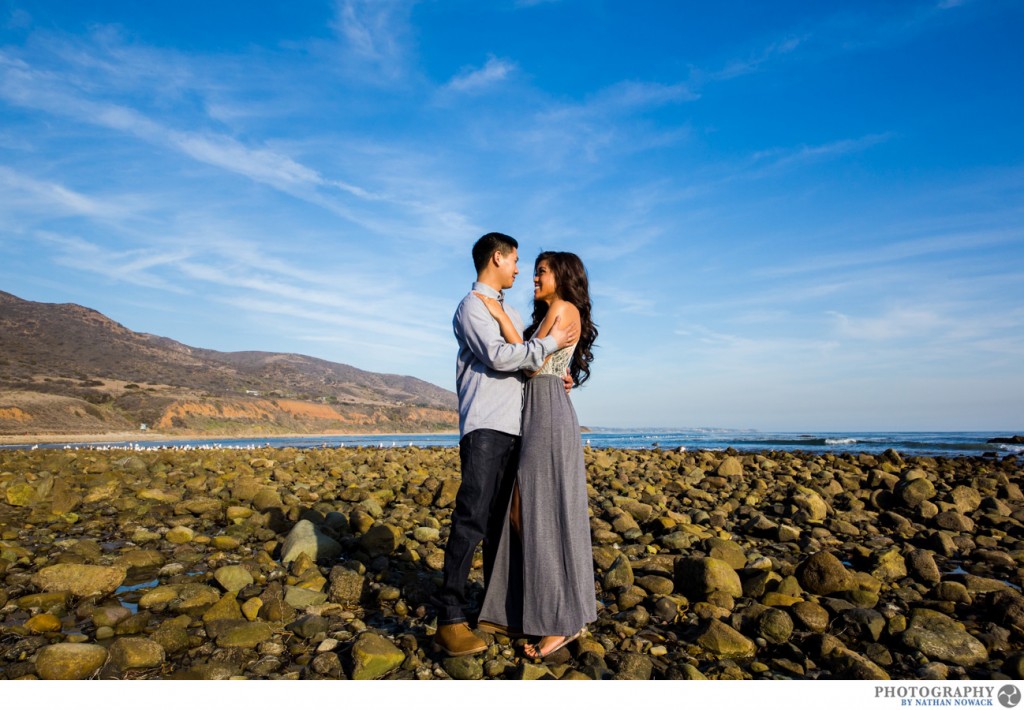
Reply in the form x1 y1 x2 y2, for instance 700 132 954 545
474 251 599 660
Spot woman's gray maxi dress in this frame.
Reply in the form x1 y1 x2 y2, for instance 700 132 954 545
478 345 597 636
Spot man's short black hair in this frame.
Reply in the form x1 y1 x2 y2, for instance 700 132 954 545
472 232 518 273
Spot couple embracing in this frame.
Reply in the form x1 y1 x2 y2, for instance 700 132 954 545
433 232 599 661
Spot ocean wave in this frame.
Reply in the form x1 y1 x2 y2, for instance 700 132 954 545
825 438 858 445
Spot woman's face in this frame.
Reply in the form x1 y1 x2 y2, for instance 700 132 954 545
533 259 558 303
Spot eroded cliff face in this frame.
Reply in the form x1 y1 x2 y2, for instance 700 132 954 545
154 397 456 434
0 389 457 439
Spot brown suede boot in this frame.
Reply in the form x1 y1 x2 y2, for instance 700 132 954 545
433 622 487 657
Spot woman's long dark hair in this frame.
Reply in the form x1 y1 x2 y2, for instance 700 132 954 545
524 251 598 387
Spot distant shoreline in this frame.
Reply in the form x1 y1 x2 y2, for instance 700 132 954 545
0 429 460 446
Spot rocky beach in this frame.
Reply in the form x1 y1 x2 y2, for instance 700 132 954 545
1 444 1022 681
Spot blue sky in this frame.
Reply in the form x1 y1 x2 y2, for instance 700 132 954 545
1 0 1022 431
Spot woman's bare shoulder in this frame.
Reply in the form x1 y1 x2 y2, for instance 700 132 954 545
548 299 580 319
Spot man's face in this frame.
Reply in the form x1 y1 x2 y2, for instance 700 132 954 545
495 247 520 290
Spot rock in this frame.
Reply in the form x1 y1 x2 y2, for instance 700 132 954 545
797 551 853 595
706 538 747 570
31 563 127 597
827 646 891 680
602 553 634 593
328 565 366 605
792 486 829 522
949 485 981 514
695 619 757 658
241 597 263 621
25 613 62 634
92 605 132 628
5 482 36 506
216 621 273 649
213 565 254 593
872 548 908 583
413 526 440 543
151 619 190 655
896 477 935 507
614 652 654 680
358 524 403 558
281 520 342 564
636 574 675 595
106 637 166 671
202 592 243 622
716 456 743 477
757 608 794 644
286 613 330 640
284 586 328 608
119 548 164 569
35 643 108 680
791 601 830 633
933 511 974 533
252 487 284 511
443 655 484 680
165 526 194 544
901 608 989 667
905 549 941 584
676 556 743 599
351 633 405 680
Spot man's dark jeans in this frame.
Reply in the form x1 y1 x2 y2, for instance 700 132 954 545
435 428 520 625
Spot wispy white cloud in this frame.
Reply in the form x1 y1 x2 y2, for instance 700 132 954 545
696 35 806 83
0 166 125 219
330 0 414 83
445 56 517 93
760 228 1021 278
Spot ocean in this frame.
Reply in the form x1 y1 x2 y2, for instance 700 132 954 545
5 429 1022 458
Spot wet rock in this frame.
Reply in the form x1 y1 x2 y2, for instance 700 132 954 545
328 565 366 605
905 549 941 585
215 621 273 649
791 601 830 633
281 519 342 564
716 456 743 477
613 652 654 680
695 619 756 658
31 563 127 597
757 607 794 644
286 613 330 640
896 477 935 507
872 549 908 583
213 565 254 593
797 551 854 595
443 655 484 680
34 643 108 680
792 486 829 522
602 552 634 593
350 633 405 680
706 538 746 570
106 637 166 672
25 613 62 634
901 608 989 667
676 556 743 599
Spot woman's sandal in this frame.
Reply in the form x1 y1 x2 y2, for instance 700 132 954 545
524 627 585 660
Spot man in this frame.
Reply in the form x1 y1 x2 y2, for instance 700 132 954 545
433 232 578 657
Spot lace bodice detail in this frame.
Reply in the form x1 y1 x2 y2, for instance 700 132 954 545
536 345 575 378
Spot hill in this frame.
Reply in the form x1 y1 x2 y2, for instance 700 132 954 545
0 290 457 439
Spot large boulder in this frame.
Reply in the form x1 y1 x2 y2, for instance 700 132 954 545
31 564 127 598
676 556 743 599
281 520 342 564
901 608 989 667
350 633 405 680
35 643 108 680
796 551 854 595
